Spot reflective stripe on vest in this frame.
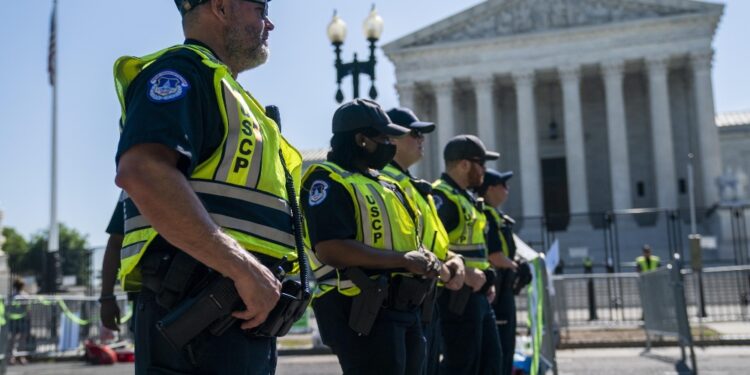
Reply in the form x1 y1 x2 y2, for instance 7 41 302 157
433 179 490 270
303 162 420 297
382 165 449 262
114 45 302 291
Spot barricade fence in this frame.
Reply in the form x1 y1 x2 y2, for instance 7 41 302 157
1 295 133 361
514 265 750 337
640 262 696 374
515 205 750 275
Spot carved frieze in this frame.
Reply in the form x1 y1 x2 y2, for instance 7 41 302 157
405 0 696 48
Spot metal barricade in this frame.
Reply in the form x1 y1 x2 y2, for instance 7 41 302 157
2 295 133 359
550 273 642 327
683 265 750 321
640 262 697 374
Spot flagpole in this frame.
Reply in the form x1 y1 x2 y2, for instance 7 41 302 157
47 0 59 293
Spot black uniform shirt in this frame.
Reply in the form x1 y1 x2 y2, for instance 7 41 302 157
115 39 223 176
106 202 124 236
485 209 503 255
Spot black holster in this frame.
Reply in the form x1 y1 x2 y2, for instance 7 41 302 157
389 275 433 311
447 285 473 315
495 268 516 294
154 251 310 352
248 279 310 337
346 268 389 336
140 249 208 310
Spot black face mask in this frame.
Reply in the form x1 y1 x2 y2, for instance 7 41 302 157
365 141 397 170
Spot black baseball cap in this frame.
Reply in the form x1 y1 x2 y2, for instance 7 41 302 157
175 0 270 15
443 134 500 162
483 169 513 186
386 107 435 134
332 99 410 136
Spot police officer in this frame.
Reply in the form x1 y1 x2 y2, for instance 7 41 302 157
478 169 518 375
384 107 467 375
115 1 303 373
636 244 661 273
302 99 440 375
433 135 502 375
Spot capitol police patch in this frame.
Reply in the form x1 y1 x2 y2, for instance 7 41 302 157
433 195 444 210
147 70 190 103
309 180 329 206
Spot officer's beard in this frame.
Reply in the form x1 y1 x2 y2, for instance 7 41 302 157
467 166 484 189
225 22 269 73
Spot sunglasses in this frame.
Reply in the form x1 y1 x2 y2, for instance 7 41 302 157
467 158 486 168
409 130 424 139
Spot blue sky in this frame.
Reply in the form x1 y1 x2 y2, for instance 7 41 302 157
0 0 747 248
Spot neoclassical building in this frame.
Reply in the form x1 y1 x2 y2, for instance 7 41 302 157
383 0 724 227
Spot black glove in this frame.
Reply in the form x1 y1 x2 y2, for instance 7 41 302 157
513 260 532 295
479 268 496 294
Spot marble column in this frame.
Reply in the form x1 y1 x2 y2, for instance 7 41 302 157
646 56 678 210
690 51 722 206
395 82 423 177
602 60 632 211
513 70 542 217
473 74 498 169
434 79 456 177
559 65 589 214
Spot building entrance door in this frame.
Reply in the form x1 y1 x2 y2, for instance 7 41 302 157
541 157 570 231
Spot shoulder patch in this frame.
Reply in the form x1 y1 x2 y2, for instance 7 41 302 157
433 195 444 210
308 180 329 206
148 70 190 103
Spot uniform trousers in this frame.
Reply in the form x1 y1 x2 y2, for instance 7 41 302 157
312 291 425 375
134 289 277 375
493 286 516 375
438 290 502 375
422 300 442 375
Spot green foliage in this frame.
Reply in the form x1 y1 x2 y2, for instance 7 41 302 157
9 224 90 286
1 227 29 269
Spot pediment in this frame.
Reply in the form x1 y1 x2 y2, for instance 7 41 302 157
385 0 721 50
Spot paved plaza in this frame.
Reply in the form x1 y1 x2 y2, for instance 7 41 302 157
5 346 749 375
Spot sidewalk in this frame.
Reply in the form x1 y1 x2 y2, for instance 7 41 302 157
701 321 750 339
5 347 750 375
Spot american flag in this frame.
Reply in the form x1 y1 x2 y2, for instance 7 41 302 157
47 0 57 86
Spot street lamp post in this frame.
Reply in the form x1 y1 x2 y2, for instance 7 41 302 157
327 6 384 103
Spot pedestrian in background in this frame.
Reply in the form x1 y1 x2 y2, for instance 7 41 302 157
636 244 661 273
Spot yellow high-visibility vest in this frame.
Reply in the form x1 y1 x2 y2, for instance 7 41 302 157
302 162 420 297
433 179 490 270
382 164 449 262
484 207 510 258
636 255 660 272
114 44 302 291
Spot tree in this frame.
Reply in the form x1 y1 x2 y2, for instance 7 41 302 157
1 227 29 270
21 224 91 286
